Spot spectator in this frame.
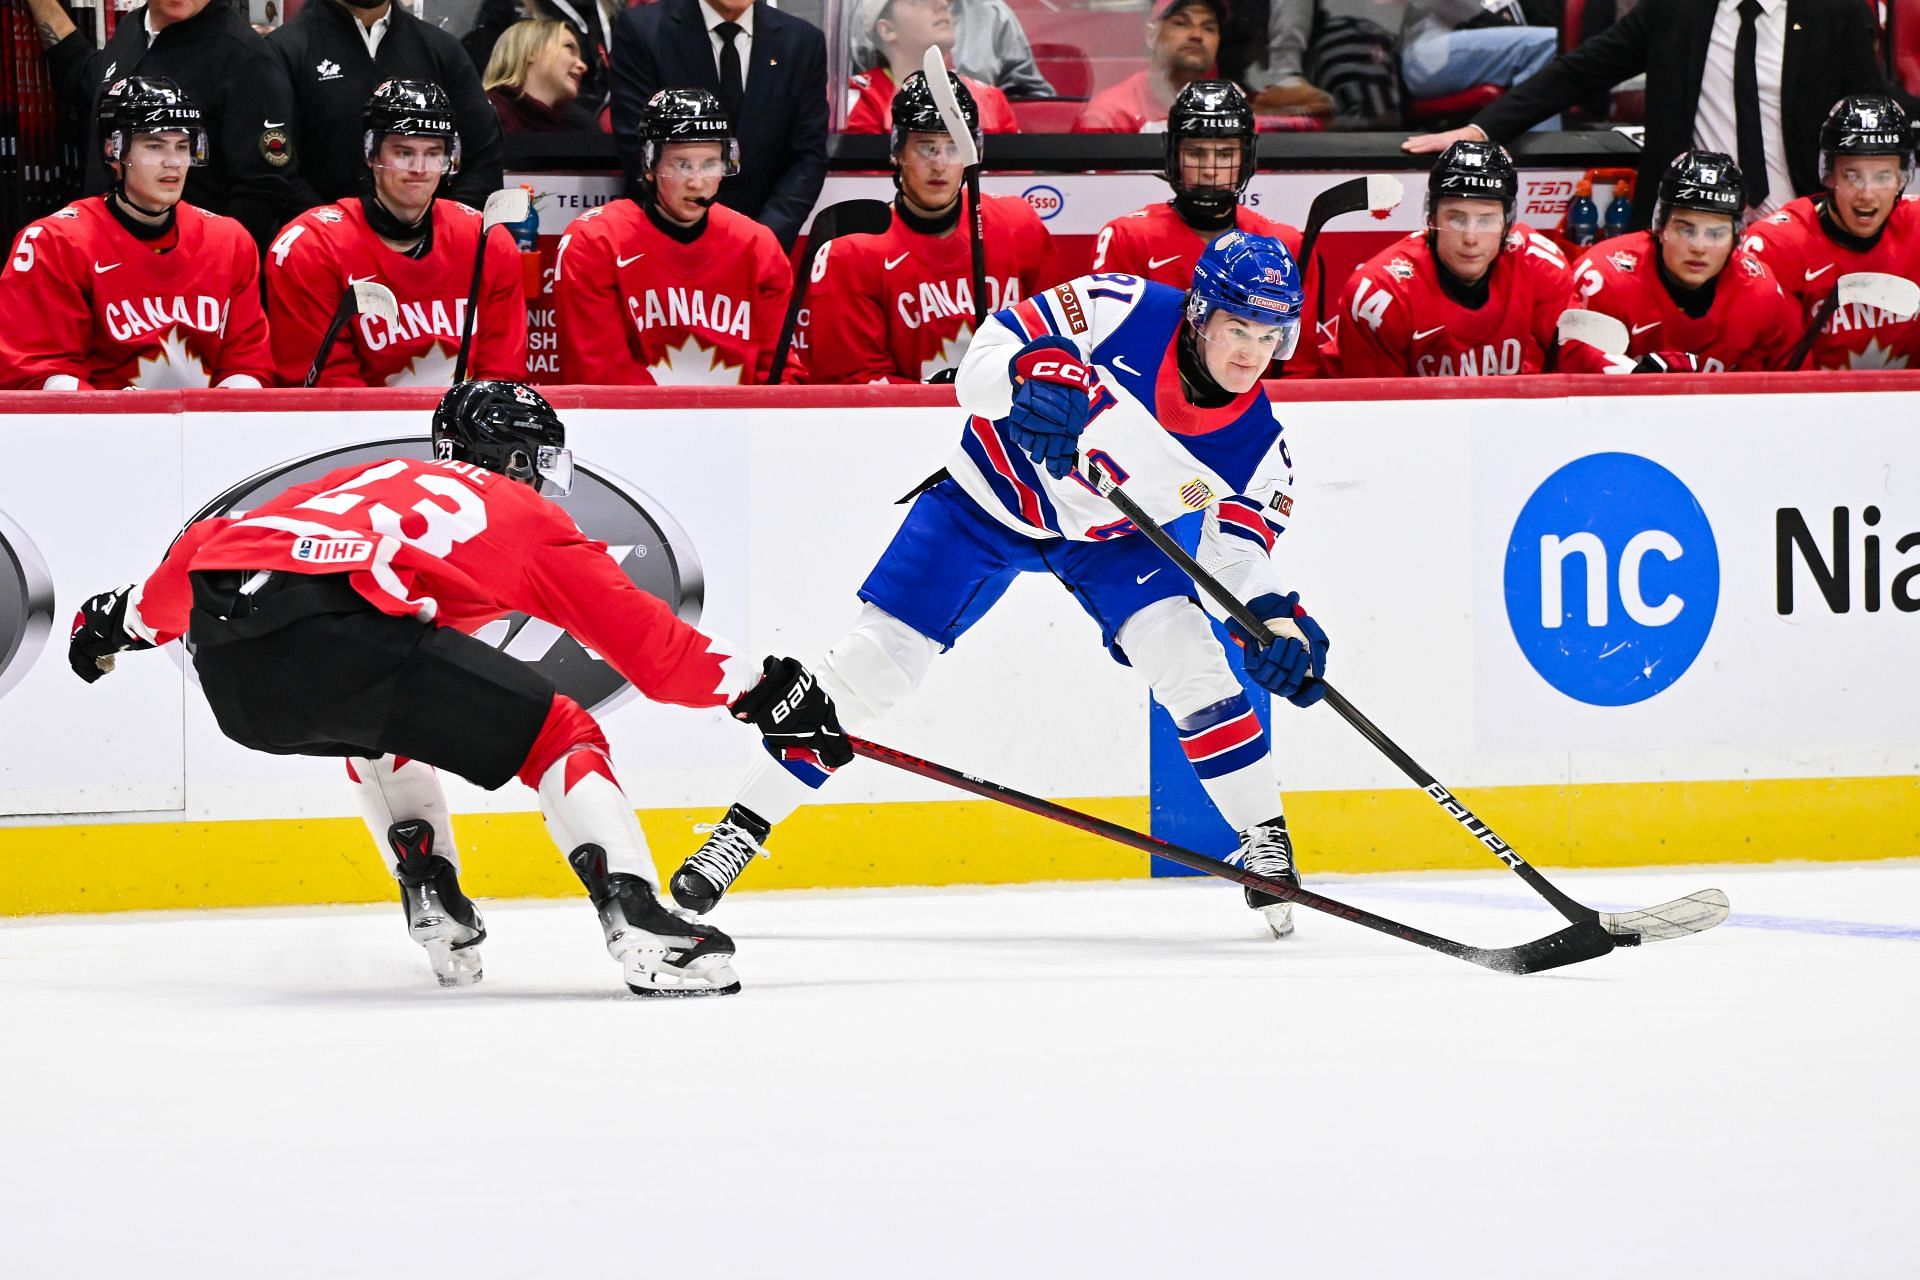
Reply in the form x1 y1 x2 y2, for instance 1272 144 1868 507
1401 0 1558 106
798 73 1053 383
1222 0 1333 117
0 77 271 390
1075 0 1223 134
610 0 827 249
1404 0 1906 226
270 0 505 211
264 80 526 386
556 89 791 384
1560 150 1801 372
1744 96 1920 370
845 0 1019 136
844 0 1051 99
24 0 301 251
484 19 597 132
1323 139 1570 376
463 0 618 114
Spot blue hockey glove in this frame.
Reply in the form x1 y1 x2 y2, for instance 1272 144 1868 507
1004 337 1096 480
1226 592 1330 708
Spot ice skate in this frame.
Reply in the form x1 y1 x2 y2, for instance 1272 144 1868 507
389 820 485 986
570 845 741 997
1236 817 1300 939
670 804 772 914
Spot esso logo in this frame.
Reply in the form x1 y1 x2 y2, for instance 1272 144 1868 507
1504 452 1719 707
1022 184 1064 221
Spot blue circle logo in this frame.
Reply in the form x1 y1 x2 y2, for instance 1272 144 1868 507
1504 453 1718 706
1022 184 1065 221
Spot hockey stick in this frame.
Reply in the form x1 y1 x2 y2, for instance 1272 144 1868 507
1556 308 1631 355
303 279 399 388
1785 270 1920 370
1295 174 1402 282
768 198 892 385
451 186 532 383
1076 459 1730 943
923 46 987 325
849 735 1616 974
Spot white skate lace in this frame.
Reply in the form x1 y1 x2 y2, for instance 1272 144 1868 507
1236 825 1295 878
684 821 769 890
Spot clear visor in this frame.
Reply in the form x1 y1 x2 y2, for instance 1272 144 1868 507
535 445 574 496
643 137 742 179
1821 157 1911 192
365 131 462 175
1190 299 1301 363
108 127 209 167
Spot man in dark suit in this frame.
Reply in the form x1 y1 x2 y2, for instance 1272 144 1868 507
610 0 828 248
1404 0 1907 228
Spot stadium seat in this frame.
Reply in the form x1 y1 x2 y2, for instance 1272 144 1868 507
1406 83 1506 127
1011 100 1088 131
1029 42 1093 101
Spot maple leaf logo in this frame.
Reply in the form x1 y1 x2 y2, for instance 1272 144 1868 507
384 342 457 387
132 329 212 389
918 324 974 382
646 334 744 385
1843 336 1912 370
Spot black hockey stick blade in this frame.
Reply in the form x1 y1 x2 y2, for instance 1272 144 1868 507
849 735 1623 975
1297 174 1402 276
771 198 893 384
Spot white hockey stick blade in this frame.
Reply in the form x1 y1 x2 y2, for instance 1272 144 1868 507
1366 174 1405 214
1557 307 1631 355
921 45 979 169
482 185 532 231
1834 271 1920 319
1599 888 1730 941
349 280 399 323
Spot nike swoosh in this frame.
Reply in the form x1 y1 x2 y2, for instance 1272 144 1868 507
1412 326 1445 340
1631 321 1661 335
1804 264 1835 281
1147 254 1182 270
1111 355 1141 376
1135 570 1160 585
884 253 910 270
263 120 284 128
616 253 645 268
93 262 120 274
347 274 374 285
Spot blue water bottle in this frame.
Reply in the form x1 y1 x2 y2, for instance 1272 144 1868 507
510 189 541 251
1567 178 1600 248
1603 178 1633 240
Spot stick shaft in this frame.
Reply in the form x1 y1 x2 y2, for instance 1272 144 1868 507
1786 290 1841 371
304 290 356 388
451 226 490 383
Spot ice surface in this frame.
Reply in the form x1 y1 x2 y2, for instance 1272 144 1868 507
4 862 1917 1279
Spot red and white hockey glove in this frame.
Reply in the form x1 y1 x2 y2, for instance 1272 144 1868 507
68 586 153 684
1005 337 1098 479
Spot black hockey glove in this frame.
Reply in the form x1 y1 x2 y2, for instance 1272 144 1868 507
68 586 154 684
731 656 854 769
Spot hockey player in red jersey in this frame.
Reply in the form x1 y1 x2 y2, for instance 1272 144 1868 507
1090 80 1319 375
264 79 526 387
843 0 1018 136
0 77 270 391
1744 97 1920 371
1324 140 1569 378
68 382 850 997
555 88 792 385
1560 151 1800 374
798 71 1055 384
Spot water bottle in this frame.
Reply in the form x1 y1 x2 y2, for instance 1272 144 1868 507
1567 178 1600 248
510 187 541 252
1603 178 1633 240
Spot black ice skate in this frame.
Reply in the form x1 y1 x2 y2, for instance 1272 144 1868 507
670 804 772 914
1236 817 1300 939
569 844 741 997
389 820 485 986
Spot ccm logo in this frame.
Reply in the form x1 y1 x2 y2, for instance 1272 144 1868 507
1029 360 1091 387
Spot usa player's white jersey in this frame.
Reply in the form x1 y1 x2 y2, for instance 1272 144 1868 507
949 273 1298 619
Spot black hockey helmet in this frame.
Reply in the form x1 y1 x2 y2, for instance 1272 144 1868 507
1165 80 1254 221
889 70 982 161
363 79 461 175
1652 150 1744 231
432 381 572 494
639 87 741 179
1425 139 1518 229
97 75 208 169
1818 95 1913 186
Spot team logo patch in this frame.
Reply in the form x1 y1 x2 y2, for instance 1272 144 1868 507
260 129 292 167
1741 255 1765 277
1180 479 1214 509
290 536 373 565
316 59 342 81
314 207 343 223
1607 250 1638 273
1052 284 1088 334
1270 492 1293 517
1386 257 1415 281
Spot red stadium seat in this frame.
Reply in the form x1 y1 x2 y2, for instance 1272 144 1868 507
1011 99 1088 131
1889 0 1920 95
1406 83 1506 126
1030 42 1093 100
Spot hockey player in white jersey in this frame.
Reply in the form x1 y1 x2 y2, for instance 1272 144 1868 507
675 233 1330 937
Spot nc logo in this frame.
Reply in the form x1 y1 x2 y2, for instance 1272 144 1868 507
1504 452 1718 706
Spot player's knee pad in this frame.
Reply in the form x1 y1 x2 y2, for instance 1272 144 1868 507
814 604 936 731
515 695 610 790
1116 598 1243 719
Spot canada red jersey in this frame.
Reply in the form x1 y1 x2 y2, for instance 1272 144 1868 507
1074 71 1167 133
0 198 271 390
1560 232 1800 373
797 192 1056 384
554 199 792 385
1742 196 1920 370
1323 228 1570 378
128 455 750 710
845 67 1019 135
264 198 527 387
1090 201 1322 375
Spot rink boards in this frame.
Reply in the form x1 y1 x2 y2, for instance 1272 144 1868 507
1 375 1917 913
